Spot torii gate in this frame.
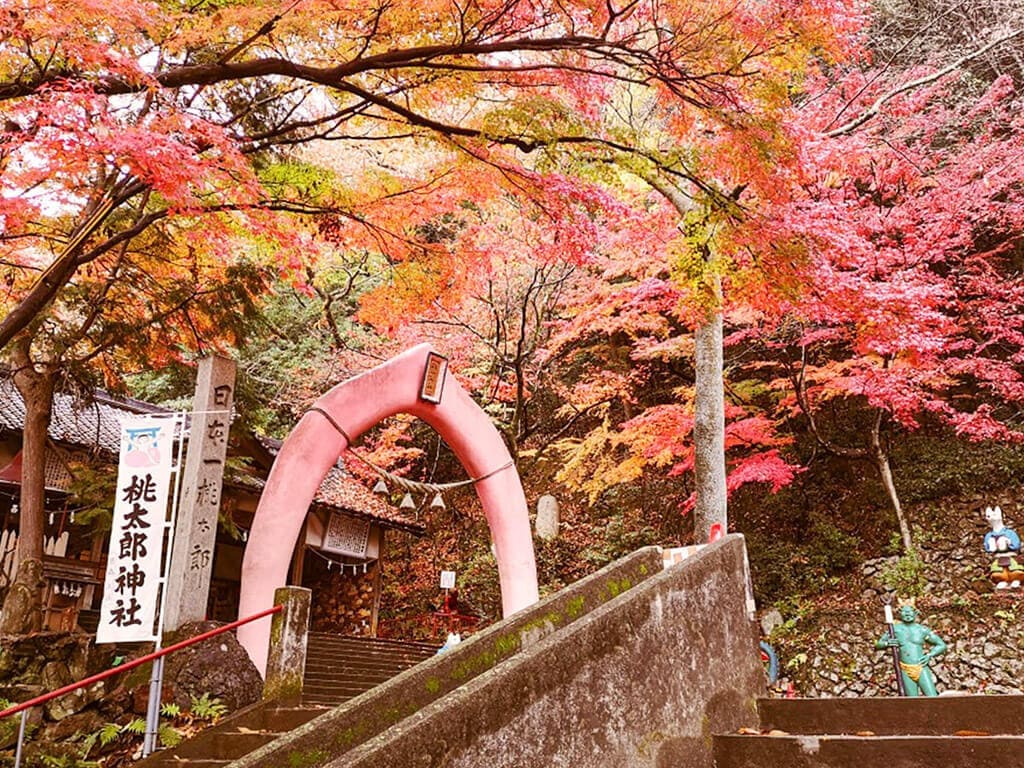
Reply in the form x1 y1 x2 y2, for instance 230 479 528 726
236 344 540 674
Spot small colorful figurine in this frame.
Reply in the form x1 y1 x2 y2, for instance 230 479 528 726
876 603 947 696
984 505 1024 589
436 632 462 654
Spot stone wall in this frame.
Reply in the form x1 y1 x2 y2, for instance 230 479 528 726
770 500 1024 697
0 632 118 759
0 623 261 763
773 599 1024 697
859 509 998 604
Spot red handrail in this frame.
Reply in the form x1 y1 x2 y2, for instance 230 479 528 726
0 605 282 720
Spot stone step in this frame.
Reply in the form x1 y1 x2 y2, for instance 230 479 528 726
142 754 233 768
301 660 425 706
301 635 437 706
712 734 1024 768
299 682 403 706
167 731 283 760
302 680 406 695
306 633 437 653
305 648 433 668
302 693 358 707
305 640 437 655
303 638 436 655
301 688 382 704
136 705 326 768
302 675 421 691
305 662 419 678
757 694 1024 736
304 653 432 670
306 642 434 658
303 676 409 694
305 656 416 669
218 705 325 733
303 658 425 674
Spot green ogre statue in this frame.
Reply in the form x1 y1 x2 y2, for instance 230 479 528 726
876 604 947 696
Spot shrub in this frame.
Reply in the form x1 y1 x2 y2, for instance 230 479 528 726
879 548 928 598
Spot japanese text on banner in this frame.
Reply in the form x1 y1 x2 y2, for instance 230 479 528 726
96 416 176 643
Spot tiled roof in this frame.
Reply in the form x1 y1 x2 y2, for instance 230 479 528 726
312 467 425 534
0 378 168 457
254 436 424 534
0 377 423 534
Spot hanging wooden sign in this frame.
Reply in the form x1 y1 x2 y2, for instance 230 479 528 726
419 352 448 403
322 512 371 557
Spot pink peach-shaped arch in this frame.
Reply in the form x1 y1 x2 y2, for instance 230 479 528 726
236 343 539 674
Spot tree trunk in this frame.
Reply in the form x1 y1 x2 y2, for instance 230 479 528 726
871 413 913 552
643 174 729 543
0 339 55 635
693 274 727 543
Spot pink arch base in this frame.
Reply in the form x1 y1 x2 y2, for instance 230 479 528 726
236 343 540 674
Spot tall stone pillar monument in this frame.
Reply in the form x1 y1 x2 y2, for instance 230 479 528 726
163 355 236 631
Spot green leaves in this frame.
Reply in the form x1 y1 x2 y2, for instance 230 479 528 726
879 550 928 598
189 693 228 722
258 162 339 204
81 693 227 761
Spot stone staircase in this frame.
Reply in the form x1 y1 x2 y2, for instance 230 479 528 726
121 544 1024 768
226 542 754 768
138 701 326 768
301 632 438 707
137 542 765 767
136 634 437 767
713 694 1024 767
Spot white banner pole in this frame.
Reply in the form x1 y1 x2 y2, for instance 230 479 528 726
143 413 186 757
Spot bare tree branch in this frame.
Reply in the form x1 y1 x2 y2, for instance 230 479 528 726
827 30 1023 137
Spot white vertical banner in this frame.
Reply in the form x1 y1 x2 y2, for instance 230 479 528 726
97 416 177 643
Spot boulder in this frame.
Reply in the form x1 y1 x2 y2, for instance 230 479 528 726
40 708 105 742
162 621 262 711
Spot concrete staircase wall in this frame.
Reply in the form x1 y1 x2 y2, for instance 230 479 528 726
334 535 761 768
232 535 761 768
231 543 669 768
